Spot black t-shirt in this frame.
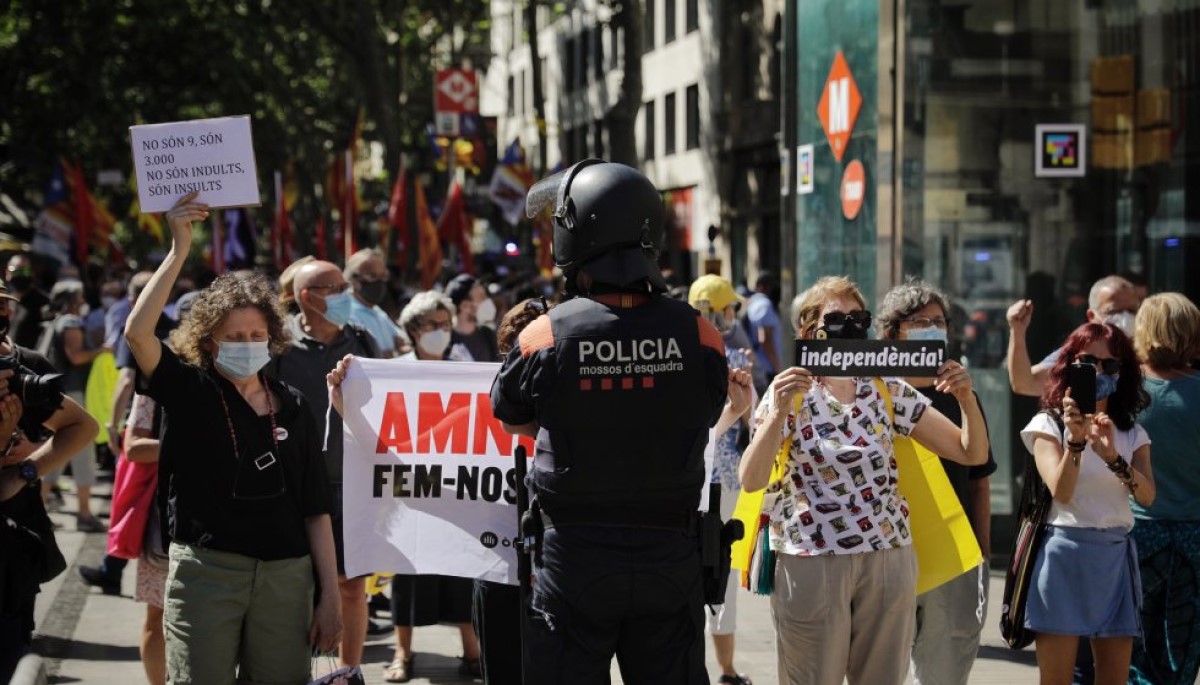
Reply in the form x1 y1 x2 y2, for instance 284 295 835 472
914 386 996 525
454 326 499 363
10 290 49 351
141 342 330 560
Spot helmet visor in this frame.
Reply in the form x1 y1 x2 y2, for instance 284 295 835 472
525 168 570 219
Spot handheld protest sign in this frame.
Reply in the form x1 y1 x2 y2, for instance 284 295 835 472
794 339 946 377
129 115 260 213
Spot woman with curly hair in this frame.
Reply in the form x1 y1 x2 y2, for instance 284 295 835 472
1128 293 1200 685
125 192 342 685
1020 322 1155 685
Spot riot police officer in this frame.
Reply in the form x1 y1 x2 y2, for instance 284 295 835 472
491 160 729 684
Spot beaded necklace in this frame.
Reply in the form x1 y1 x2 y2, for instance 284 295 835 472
216 373 281 464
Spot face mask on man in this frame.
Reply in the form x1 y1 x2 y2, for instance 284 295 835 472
906 327 948 344
1104 311 1136 338
319 291 353 328
475 298 497 328
419 330 451 357
357 280 387 306
215 341 272 380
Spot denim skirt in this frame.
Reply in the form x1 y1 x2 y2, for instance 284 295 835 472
1025 525 1142 638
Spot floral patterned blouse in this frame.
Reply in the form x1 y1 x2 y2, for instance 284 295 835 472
754 377 932 556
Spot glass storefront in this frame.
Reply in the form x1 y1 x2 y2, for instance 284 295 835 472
793 0 1198 552
899 0 1199 536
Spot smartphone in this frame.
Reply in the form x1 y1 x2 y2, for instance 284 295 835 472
1067 362 1097 414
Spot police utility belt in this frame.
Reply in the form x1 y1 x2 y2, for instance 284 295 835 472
538 505 700 534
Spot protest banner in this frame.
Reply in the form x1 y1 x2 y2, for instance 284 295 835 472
340 358 532 584
341 357 719 583
793 339 946 377
129 115 260 213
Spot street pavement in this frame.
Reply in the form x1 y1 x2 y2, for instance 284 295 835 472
30 479 1038 684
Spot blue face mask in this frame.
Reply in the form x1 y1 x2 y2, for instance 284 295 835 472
906 327 948 344
1096 372 1119 400
320 291 353 328
215 341 272 380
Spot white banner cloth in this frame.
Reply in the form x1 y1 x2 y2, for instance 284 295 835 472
341 357 716 584
341 358 530 584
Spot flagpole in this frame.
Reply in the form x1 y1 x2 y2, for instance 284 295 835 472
213 209 225 274
343 149 354 260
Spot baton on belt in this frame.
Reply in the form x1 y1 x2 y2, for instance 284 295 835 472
514 444 531 684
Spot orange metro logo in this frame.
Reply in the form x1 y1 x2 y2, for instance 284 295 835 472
817 50 862 163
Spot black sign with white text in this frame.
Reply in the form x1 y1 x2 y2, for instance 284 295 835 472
794 339 946 377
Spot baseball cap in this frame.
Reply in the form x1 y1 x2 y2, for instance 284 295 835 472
688 274 741 312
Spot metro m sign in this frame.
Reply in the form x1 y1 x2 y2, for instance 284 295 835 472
435 69 479 115
817 51 862 163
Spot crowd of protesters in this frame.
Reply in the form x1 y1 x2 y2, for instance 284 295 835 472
2 197 1199 685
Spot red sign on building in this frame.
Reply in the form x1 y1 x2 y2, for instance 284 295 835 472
841 160 866 220
435 69 479 136
817 51 862 163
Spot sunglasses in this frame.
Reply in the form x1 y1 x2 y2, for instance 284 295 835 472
1073 354 1121 375
823 310 872 330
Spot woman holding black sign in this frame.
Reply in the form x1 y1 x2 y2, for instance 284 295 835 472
1020 322 1153 685
125 192 342 685
739 275 989 685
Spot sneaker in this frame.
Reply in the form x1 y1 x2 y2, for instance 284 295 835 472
78 566 121 595
77 516 106 533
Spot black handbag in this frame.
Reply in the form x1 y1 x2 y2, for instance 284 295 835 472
999 411 1059 649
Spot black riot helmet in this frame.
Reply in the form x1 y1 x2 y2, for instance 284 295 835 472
525 159 666 292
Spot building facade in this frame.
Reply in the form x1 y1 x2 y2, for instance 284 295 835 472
482 0 734 287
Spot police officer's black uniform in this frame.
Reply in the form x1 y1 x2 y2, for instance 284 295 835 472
491 160 728 684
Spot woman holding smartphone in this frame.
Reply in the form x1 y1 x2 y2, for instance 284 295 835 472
1021 321 1155 685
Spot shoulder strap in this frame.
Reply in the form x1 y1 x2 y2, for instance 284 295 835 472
871 377 895 424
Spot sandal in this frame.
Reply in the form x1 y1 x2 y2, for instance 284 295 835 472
458 655 482 678
383 656 412 683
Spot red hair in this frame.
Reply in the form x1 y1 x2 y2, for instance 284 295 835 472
1040 322 1148 431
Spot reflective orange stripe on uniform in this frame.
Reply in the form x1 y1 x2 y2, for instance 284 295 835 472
696 315 725 355
519 315 555 358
